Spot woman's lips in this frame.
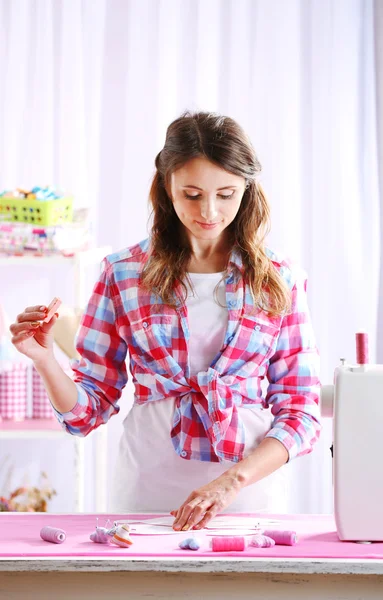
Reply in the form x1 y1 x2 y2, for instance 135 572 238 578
195 221 220 229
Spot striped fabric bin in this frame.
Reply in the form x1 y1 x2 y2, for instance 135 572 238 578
0 363 28 420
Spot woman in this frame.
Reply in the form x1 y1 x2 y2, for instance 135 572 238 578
10 111 321 532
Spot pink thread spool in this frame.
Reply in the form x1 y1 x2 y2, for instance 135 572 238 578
356 332 369 365
250 534 275 548
211 536 246 552
40 526 66 544
263 529 297 546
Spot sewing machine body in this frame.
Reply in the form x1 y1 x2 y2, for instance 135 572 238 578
332 364 383 541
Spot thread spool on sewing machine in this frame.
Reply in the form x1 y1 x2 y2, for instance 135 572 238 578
321 331 383 542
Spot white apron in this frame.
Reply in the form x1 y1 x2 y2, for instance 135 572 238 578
111 400 287 513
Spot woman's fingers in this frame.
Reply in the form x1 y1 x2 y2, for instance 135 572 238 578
9 306 50 336
25 305 47 314
187 500 212 529
41 312 59 327
10 320 41 336
173 497 212 531
16 309 47 323
11 330 36 345
173 499 216 531
172 497 199 530
9 309 58 355
192 507 218 530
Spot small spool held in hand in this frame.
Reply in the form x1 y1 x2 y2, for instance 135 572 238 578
43 297 62 323
40 526 66 544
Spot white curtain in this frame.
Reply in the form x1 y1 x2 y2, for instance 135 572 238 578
0 0 380 514
375 0 383 365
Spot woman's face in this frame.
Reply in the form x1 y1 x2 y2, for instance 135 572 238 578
169 157 246 244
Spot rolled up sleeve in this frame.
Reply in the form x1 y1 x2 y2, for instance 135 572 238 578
264 269 322 461
52 259 128 437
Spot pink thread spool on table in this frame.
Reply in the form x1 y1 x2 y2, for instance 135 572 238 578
40 526 66 544
263 530 298 546
211 536 246 552
250 534 275 548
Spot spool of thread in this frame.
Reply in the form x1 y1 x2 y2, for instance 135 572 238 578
40 526 66 544
111 524 133 548
211 536 245 552
356 332 369 365
250 534 275 548
263 529 297 546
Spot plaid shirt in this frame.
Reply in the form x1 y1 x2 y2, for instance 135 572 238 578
53 237 321 463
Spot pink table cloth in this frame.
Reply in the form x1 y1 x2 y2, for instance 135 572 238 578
1 513 383 559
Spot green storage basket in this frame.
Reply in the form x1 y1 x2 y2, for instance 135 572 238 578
0 196 73 226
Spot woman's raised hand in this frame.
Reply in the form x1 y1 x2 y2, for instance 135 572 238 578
9 305 59 363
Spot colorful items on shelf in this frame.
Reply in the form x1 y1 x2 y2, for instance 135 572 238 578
1 186 62 201
0 221 91 256
0 186 73 227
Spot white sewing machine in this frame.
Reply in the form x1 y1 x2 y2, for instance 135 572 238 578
321 333 383 542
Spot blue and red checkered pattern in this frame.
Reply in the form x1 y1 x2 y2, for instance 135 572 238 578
52 238 321 463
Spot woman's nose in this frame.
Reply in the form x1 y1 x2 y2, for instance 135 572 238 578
200 198 218 222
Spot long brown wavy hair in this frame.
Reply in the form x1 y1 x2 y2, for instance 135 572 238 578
141 111 291 317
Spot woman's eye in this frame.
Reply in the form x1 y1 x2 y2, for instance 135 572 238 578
183 192 234 200
184 193 201 200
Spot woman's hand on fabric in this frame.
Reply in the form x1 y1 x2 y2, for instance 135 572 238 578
170 473 243 531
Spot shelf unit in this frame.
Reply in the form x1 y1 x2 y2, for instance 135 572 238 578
0 246 112 512
1 418 63 437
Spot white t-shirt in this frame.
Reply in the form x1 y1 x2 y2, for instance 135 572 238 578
110 273 287 513
185 271 228 376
